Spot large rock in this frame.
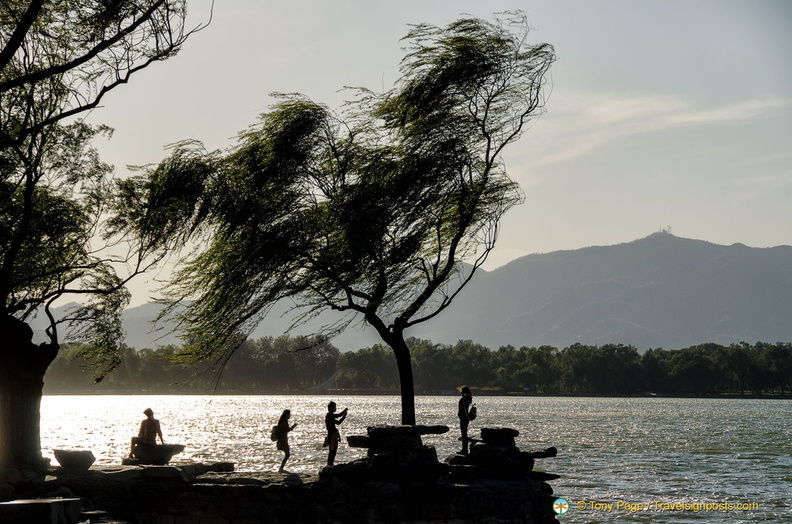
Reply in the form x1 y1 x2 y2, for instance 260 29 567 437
131 443 185 465
0 484 12 503
447 428 559 483
54 450 95 470
0 470 21 485
345 425 451 466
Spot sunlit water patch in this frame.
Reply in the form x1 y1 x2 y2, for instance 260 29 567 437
41 395 790 522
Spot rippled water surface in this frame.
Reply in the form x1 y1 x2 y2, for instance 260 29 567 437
41 395 790 522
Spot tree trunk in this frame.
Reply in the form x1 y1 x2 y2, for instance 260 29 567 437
388 335 416 426
0 315 58 472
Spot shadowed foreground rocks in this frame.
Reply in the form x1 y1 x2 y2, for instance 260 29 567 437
327 425 559 523
1 426 559 523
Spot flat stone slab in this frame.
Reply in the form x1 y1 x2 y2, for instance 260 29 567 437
0 497 81 524
142 465 189 480
53 465 144 483
480 428 520 439
522 447 558 458
367 425 449 438
480 428 519 447
347 435 371 448
195 471 319 487
528 470 561 481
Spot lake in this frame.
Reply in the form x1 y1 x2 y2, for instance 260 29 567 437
41 395 790 522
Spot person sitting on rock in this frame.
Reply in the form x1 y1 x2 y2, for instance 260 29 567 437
129 407 164 458
324 401 348 467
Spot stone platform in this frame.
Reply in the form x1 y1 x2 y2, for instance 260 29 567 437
0 497 81 524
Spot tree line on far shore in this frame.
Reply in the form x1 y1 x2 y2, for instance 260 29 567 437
44 336 792 397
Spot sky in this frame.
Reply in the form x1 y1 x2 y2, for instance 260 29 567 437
82 0 792 306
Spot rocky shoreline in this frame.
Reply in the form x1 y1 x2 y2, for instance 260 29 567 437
1 426 560 523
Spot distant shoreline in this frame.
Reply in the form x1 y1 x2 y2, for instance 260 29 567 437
42 389 792 399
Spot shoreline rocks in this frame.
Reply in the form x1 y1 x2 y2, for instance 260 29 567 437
320 425 559 523
53 450 96 470
3 427 559 523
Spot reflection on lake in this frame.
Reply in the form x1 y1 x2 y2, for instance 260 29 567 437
41 395 790 523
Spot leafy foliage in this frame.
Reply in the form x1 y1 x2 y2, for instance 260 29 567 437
0 0 198 375
0 121 131 366
0 0 192 148
121 12 554 423
47 335 340 392
126 12 554 355
45 338 792 397
333 339 792 396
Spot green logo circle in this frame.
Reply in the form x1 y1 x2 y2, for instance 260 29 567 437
553 498 570 515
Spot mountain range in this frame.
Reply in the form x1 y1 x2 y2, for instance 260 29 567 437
425 232 792 350
37 233 792 352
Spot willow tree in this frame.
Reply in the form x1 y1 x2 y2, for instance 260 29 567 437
0 0 198 472
121 13 555 425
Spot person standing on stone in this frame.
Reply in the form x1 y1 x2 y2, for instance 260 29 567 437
457 386 475 454
275 409 297 473
129 407 164 458
323 401 348 467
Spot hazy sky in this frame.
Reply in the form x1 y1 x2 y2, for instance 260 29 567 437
83 0 792 305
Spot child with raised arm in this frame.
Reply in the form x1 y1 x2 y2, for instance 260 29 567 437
324 401 348 467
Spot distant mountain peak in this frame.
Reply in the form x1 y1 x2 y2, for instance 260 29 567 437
407 234 792 351
33 235 792 352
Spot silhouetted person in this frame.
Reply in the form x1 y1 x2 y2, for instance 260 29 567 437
275 409 297 472
458 386 475 454
129 408 164 458
324 401 348 467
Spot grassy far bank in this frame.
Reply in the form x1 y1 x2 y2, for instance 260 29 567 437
43 336 792 398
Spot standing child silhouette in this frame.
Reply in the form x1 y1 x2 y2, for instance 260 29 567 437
324 401 348 467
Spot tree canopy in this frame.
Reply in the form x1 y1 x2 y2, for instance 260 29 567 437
0 0 199 470
1 0 198 370
1 0 192 148
122 12 555 424
45 338 792 398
